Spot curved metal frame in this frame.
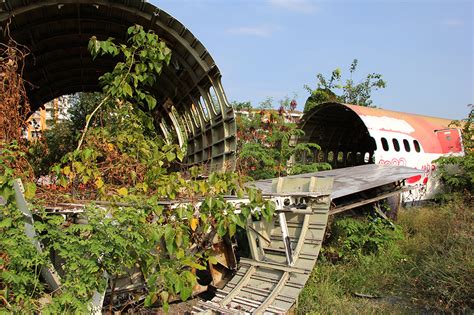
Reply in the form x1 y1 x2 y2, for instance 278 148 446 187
0 0 236 171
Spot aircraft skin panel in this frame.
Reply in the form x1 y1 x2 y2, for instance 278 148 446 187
301 102 465 203
346 104 456 154
369 129 445 200
346 105 463 201
436 128 463 154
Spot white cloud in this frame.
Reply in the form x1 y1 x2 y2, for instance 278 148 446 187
267 0 318 13
226 26 275 37
442 19 464 27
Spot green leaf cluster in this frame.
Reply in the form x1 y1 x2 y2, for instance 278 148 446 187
324 215 403 261
0 145 49 313
435 105 473 200
1 24 277 313
304 59 387 112
88 25 171 111
236 101 330 180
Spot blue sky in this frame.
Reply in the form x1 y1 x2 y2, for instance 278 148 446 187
151 0 473 119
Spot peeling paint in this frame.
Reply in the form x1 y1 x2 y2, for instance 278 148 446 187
360 115 415 134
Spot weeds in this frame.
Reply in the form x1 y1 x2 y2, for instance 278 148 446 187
299 197 473 314
323 215 403 261
397 195 473 312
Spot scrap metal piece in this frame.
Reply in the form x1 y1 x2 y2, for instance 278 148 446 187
13 179 61 292
278 212 293 266
197 176 334 314
250 164 423 199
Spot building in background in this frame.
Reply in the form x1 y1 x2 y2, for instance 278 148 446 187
235 108 303 124
23 96 70 140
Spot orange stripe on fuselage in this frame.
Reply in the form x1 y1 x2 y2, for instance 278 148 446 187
345 104 454 154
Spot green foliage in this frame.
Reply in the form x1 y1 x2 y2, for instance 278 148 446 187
397 199 473 312
1 24 276 313
1 145 274 312
304 59 387 112
0 143 47 312
25 92 108 177
299 246 407 315
258 97 274 110
231 101 252 111
68 92 107 129
51 108 184 198
27 122 77 176
88 25 171 111
299 199 473 314
324 215 403 261
435 105 473 200
236 99 330 180
77 24 172 151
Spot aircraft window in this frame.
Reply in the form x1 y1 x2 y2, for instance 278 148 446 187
199 96 210 121
413 140 421 153
190 104 201 128
317 151 324 162
392 139 400 152
328 151 334 163
346 152 353 163
170 106 186 145
356 152 362 163
403 139 411 152
185 112 195 133
337 152 344 163
209 86 222 115
178 115 189 139
381 138 389 151
184 114 194 136
364 152 370 163
370 137 377 150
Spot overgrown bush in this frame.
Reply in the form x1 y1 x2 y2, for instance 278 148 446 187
298 245 407 314
26 92 107 176
27 122 77 176
0 38 30 142
435 105 473 201
236 99 330 180
323 215 403 261
397 198 473 312
299 198 473 314
0 143 45 313
304 59 387 112
1 25 275 313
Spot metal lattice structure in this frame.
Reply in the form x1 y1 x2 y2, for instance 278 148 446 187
0 0 236 171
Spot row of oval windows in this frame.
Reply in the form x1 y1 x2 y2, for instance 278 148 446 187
320 151 373 164
379 138 422 153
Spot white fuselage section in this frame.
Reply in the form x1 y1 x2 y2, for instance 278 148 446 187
369 130 441 202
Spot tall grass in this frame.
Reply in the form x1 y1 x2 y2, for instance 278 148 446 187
397 196 473 312
298 196 473 314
